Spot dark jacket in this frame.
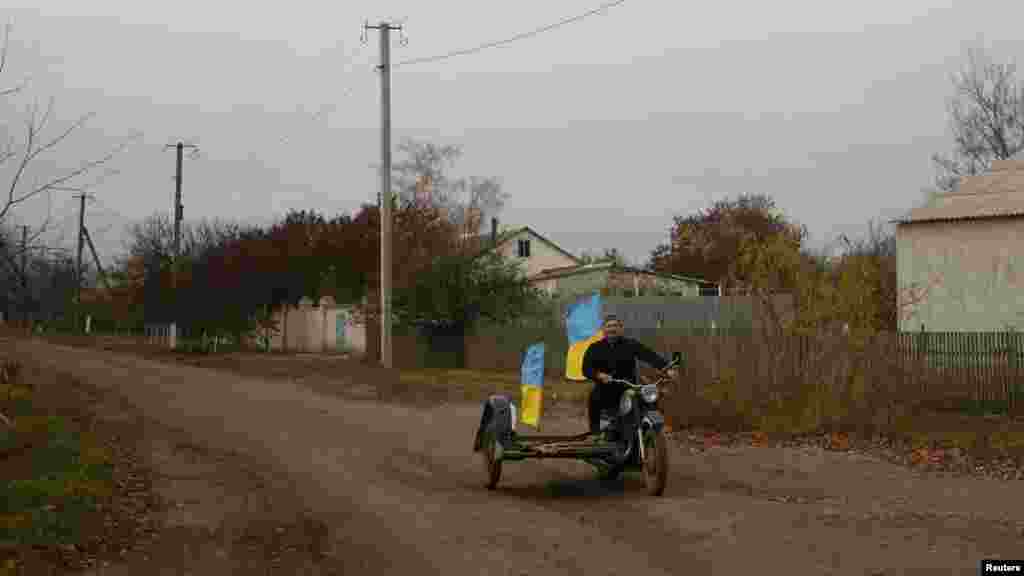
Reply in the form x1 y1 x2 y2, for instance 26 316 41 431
581 337 669 385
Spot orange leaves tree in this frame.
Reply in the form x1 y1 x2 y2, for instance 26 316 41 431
734 217 911 342
649 193 807 294
105 138 511 343
733 215 942 432
108 200 471 341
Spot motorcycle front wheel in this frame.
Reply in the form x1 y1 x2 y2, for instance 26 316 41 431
641 428 669 496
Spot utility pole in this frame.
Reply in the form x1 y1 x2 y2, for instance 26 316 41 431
82 228 110 291
74 192 90 332
364 20 403 369
164 141 198 349
20 225 27 328
19 226 26 282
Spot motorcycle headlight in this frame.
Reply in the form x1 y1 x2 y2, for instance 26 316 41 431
619 391 634 416
640 384 658 403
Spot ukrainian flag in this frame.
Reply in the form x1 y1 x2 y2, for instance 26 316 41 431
564 293 603 381
519 342 545 428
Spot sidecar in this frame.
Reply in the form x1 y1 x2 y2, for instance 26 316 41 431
472 394 637 490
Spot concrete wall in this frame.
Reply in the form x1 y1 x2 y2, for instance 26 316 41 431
258 297 366 353
897 217 1024 332
334 307 366 353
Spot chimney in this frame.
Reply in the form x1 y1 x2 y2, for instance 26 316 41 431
491 217 498 247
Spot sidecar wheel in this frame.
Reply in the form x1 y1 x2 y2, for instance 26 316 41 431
642 429 669 496
600 463 624 481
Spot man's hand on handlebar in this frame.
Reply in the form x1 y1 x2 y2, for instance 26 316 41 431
595 372 611 384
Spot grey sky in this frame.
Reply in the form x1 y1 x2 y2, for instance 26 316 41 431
2 1 1023 267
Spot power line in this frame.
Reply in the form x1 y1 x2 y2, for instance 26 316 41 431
392 0 628 69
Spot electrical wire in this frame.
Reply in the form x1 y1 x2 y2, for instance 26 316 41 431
392 0 629 69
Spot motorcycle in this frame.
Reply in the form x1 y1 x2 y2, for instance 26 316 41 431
473 353 680 496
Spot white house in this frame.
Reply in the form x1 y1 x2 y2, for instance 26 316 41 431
894 156 1024 331
469 219 583 278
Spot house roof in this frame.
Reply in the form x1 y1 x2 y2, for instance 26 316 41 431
894 158 1024 225
528 261 715 286
469 226 583 265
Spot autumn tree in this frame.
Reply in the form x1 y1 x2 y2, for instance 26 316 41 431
120 213 176 325
932 46 1024 192
391 249 545 330
103 138 514 343
0 238 77 328
389 138 509 238
834 220 898 332
345 200 465 316
736 217 924 340
116 214 260 336
649 193 807 294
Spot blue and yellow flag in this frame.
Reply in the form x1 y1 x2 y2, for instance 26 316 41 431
519 342 545 428
564 293 603 381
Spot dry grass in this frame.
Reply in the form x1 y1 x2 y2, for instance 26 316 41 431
0 357 160 575
397 368 591 404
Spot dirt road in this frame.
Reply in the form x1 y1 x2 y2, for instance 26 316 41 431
11 338 1024 575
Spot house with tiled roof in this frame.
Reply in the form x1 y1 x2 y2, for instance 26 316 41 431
894 156 1024 331
463 218 584 278
466 218 715 298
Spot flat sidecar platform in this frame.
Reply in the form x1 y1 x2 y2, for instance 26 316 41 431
502 432 619 461
473 394 619 461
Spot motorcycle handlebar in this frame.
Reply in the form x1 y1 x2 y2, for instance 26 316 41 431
595 358 679 388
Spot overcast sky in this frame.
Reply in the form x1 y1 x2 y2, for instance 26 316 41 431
2 1 1023 267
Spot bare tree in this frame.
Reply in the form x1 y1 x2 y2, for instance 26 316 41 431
390 139 463 206
932 46 1024 192
387 138 510 235
0 23 137 253
123 213 175 265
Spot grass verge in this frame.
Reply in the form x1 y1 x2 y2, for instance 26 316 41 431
0 358 159 575
0 360 115 574
678 376 1024 466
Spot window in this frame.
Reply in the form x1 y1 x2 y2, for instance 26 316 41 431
517 238 531 258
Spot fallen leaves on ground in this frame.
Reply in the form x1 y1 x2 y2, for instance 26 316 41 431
670 428 1024 481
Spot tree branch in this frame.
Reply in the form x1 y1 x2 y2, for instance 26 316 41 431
0 122 138 224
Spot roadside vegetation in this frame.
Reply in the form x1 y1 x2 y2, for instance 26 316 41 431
0 357 157 575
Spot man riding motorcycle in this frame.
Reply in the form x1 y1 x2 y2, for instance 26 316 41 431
581 315 678 435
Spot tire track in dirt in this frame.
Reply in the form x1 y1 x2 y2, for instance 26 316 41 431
380 442 715 575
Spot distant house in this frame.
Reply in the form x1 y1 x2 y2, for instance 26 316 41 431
464 219 717 298
464 219 583 278
894 156 1024 332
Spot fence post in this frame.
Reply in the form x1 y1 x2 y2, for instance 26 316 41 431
1011 333 1021 412
919 328 928 396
